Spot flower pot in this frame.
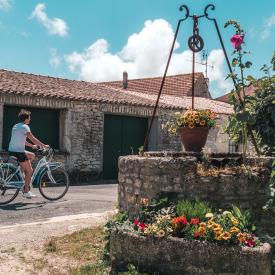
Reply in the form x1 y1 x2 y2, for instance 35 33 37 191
179 127 209 152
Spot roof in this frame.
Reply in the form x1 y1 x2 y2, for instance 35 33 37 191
0 69 233 114
100 72 206 97
215 85 256 103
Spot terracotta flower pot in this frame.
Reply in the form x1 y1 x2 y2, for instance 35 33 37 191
179 127 209 152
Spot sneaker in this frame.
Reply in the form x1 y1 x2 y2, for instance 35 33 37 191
22 191 37 199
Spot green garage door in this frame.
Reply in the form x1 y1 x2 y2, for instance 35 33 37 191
2 106 60 150
103 114 148 180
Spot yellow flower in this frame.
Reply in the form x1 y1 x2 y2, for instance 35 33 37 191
200 120 206 126
237 232 247 243
215 231 223 241
205 213 214 219
231 217 239 226
199 222 207 227
189 123 195 129
222 232 232 240
212 224 222 232
230 227 239 234
157 229 165 238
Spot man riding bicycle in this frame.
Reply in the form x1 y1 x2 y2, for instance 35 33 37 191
8 109 49 199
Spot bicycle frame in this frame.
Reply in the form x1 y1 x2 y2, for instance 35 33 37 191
0 151 62 190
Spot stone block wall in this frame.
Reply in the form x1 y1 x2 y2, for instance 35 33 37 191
110 232 272 275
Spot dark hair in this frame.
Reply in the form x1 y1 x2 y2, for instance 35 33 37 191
18 109 31 122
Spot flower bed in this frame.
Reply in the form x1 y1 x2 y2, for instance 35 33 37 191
107 199 272 274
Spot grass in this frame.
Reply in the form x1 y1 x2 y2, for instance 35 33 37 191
44 226 110 274
43 226 148 275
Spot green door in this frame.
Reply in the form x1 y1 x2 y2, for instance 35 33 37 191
3 106 60 150
103 115 148 180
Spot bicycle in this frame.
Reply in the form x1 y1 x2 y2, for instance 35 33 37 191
0 147 70 205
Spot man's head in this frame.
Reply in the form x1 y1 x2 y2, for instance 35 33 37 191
18 109 31 124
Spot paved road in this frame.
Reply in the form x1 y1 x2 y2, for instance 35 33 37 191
0 184 118 226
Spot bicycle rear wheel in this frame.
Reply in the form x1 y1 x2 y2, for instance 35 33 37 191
38 166 69 201
0 165 20 205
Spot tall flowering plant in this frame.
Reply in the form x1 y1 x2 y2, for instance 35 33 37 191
224 20 260 157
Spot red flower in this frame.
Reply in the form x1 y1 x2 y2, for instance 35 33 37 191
138 222 147 231
193 231 200 238
190 218 200 226
245 239 256 247
230 34 244 50
172 216 188 226
134 218 139 226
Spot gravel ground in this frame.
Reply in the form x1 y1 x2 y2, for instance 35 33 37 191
0 184 118 274
0 210 117 275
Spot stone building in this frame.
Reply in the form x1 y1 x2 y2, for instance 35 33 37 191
0 69 232 181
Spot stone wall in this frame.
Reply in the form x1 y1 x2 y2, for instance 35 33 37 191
110 232 272 275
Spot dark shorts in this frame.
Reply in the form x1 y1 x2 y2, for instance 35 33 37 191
9 151 28 162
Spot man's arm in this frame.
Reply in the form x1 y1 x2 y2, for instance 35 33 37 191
25 141 37 149
27 132 49 148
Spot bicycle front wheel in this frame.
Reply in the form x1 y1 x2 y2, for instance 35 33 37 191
0 165 20 205
38 166 69 201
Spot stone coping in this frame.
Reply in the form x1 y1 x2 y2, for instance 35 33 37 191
144 151 242 158
110 231 272 275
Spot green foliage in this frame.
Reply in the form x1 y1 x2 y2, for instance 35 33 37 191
70 261 108 275
118 264 155 275
231 205 254 232
250 75 275 155
176 199 212 221
138 196 176 224
44 239 57 253
138 146 144 156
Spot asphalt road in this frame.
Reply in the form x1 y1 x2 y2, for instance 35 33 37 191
0 184 118 226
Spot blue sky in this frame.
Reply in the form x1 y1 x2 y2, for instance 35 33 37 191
0 0 274 98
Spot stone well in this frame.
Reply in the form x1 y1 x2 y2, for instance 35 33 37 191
118 152 272 219
110 231 272 275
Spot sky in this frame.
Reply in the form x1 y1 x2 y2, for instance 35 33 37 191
0 0 274 98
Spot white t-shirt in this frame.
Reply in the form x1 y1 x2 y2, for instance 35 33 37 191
8 123 31 152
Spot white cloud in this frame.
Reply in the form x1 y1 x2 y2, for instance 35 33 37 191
65 19 232 97
266 14 275 28
251 14 275 40
30 3 68 37
0 0 12 10
49 48 61 68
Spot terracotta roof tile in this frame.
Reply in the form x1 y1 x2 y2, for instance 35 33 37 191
100 73 204 97
215 85 256 103
0 69 232 114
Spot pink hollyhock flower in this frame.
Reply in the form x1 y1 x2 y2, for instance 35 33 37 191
230 34 244 50
134 218 139 226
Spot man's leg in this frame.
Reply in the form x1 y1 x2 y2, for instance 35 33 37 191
20 160 33 193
